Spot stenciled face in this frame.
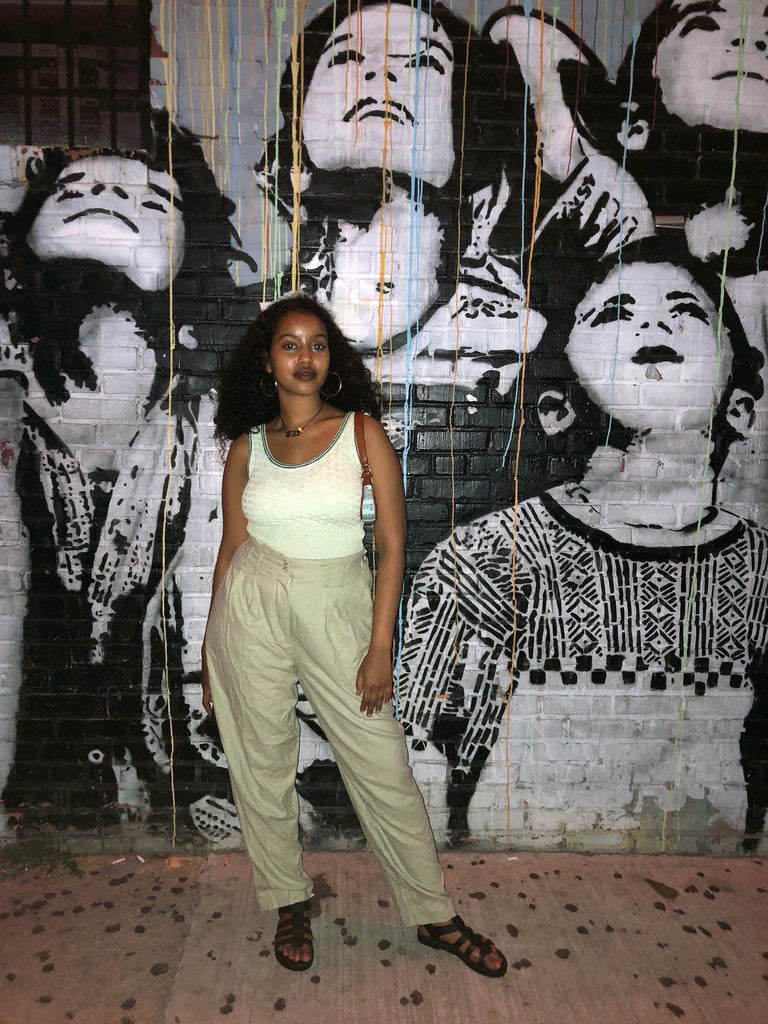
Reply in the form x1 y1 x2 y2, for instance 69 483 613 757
567 261 733 433
27 155 185 292
267 311 331 396
302 4 455 187
655 0 768 133
329 192 443 355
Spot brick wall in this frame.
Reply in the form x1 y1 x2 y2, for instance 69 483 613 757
0 0 766 856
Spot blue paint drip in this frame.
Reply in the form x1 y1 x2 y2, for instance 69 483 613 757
603 17 641 454
756 186 768 276
395 0 428 716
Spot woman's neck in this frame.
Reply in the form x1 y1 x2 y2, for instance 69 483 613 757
552 432 736 546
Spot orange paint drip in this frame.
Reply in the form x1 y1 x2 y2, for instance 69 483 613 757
375 2 393 405
505 8 546 841
289 0 307 291
158 0 179 847
447 12 473 663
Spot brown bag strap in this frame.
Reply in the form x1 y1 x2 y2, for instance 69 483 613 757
354 411 373 486
354 411 376 521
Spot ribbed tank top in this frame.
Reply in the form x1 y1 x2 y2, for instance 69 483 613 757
241 411 365 559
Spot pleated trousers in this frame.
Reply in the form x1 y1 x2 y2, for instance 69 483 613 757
205 538 454 926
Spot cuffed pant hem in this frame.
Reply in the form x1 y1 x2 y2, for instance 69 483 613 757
255 887 313 913
397 895 456 928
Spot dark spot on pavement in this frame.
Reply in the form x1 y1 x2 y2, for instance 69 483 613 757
469 892 486 900
507 924 518 937
659 977 675 987
645 879 679 900
149 963 169 976
555 948 570 959
666 1004 685 1018
425 964 435 974
411 991 424 1005
378 939 390 950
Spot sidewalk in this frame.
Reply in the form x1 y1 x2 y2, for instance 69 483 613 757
1 850 766 1023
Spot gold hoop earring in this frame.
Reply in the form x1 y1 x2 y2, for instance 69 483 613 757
320 371 342 398
260 375 277 397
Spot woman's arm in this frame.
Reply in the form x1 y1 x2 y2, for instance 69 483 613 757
201 432 250 714
355 416 407 716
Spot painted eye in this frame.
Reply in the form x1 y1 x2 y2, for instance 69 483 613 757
406 52 445 74
679 15 721 38
327 48 364 67
590 304 632 327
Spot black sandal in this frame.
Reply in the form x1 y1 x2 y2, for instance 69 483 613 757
417 915 507 978
274 900 314 972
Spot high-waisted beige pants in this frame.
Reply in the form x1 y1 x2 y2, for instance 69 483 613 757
205 538 455 926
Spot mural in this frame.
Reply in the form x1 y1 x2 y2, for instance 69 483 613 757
0 0 765 855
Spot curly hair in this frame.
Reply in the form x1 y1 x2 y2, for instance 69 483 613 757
214 294 382 441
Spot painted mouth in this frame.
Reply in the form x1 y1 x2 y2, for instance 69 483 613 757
631 345 684 365
430 347 521 365
343 97 414 127
62 208 140 233
712 70 767 83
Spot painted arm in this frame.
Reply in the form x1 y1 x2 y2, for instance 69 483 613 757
201 432 250 715
355 416 407 716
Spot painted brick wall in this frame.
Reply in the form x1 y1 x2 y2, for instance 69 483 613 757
0 0 766 857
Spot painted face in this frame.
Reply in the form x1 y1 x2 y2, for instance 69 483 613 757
27 155 185 292
302 4 455 187
267 311 331 396
655 0 768 133
328 193 443 355
568 262 733 432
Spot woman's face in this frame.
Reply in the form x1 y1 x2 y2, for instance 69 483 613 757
655 0 768 134
567 261 733 432
302 3 455 188
267 311 331 396
27 155 185 292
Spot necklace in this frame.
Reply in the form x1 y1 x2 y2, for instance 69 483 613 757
280 399 325 438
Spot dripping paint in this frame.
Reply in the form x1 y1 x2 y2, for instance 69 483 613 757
0 0 766 858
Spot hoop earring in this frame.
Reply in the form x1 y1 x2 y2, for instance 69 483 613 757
259 374 277 397
320 371 342 398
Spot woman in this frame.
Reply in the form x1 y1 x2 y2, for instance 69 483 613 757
200 294 507 975
399 239 768 850
0 111 254 831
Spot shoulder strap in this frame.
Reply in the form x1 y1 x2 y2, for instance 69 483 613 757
354 411 369 471
354 412 376 522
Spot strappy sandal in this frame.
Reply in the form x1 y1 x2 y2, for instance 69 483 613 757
274 900 314 972
417 915 507 978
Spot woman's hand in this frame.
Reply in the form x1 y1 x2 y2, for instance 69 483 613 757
201 663 213 716
356 647 394 716
201 642 213 716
